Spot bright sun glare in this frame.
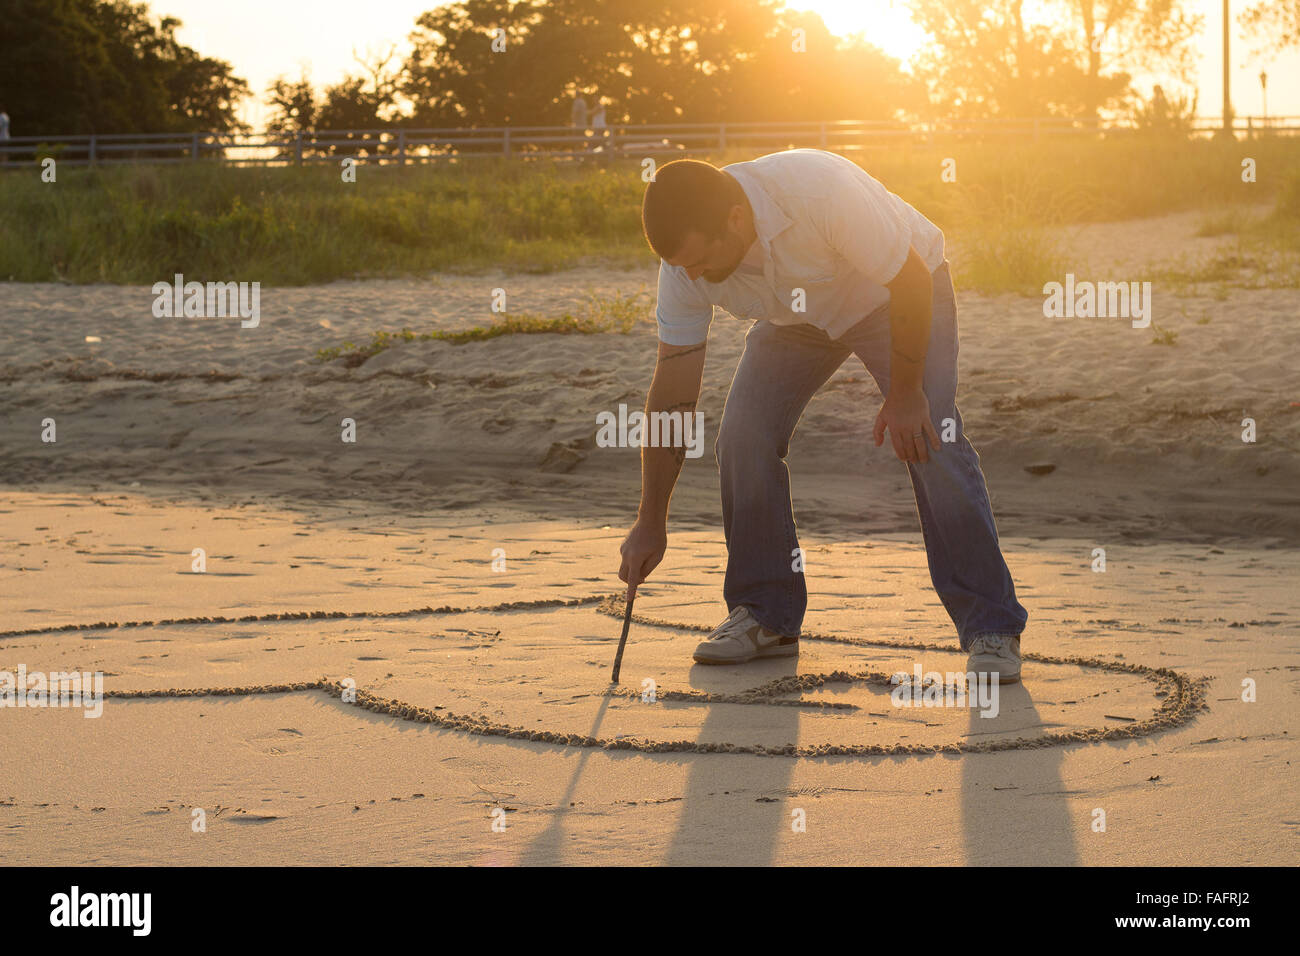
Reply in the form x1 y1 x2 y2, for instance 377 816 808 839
791 0 929 62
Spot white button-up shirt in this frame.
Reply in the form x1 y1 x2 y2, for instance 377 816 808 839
654 149 946 346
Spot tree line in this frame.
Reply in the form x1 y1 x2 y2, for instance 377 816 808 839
1 0 1295 138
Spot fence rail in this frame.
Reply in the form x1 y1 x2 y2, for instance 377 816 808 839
2 116 1297 168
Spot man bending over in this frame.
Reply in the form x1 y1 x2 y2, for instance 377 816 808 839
617 150 1028 682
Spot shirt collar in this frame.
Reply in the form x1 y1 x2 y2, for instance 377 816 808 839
725 163 795 250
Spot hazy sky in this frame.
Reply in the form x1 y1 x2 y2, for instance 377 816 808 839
158 0 1299 128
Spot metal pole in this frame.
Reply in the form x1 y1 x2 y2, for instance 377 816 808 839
1223 0 1232 135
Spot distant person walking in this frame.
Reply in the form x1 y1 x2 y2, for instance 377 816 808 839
591 100 609 153
570 93 588 131
1150 84 1171 132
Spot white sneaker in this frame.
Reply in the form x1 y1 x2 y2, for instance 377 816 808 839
693 606 798 665
967 634 1022 684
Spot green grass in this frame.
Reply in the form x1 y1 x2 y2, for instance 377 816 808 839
315 290 651 365
1148 166 1300 291
951 218 1070 294
0 160 648 284
2 136 1298 291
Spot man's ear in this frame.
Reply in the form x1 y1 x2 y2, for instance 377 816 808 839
725 203 744 235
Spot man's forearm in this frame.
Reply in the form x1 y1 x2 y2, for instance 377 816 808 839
886 253 933 394
637 396 696 525
636 341 706 525
888 297 931 394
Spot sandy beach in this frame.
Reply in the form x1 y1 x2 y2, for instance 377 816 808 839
1 212 1297 865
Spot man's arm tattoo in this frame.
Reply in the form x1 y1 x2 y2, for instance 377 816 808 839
664 400 697 466
659 343 706 363
891 348 926 366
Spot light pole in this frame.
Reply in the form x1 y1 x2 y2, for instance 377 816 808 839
1223 0 1232 136
1260 71 1268 125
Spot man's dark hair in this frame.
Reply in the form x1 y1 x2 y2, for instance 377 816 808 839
642 159 746 259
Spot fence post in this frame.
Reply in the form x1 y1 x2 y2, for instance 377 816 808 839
295 131 303 166
191 132 200 161
88 135 97 166
819 121 827 148
719 123 727 150
1032 118 1040 143
503 128 511 157
398 129 407 166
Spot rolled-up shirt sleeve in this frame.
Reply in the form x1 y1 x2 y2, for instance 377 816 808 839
818 165 913 287
654 261 714 346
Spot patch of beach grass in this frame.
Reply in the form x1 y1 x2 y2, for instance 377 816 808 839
1149 323 1179 346
315 289 652 365
1152 172 1300 291
1152 240 1300 291
1194 207 1257 237
951 218 1071 295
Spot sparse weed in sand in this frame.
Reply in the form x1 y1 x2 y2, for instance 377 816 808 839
1194 207 1255 237
1160 176 1300 290
1149 323 1179 346
1151 242 1300 291
314 290 652 365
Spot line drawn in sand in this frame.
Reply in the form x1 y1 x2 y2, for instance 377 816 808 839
2 594 1208 758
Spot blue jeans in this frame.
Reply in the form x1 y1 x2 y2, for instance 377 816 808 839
715 262 1027 650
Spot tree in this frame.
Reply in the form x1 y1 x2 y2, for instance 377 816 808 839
265 72 318 135
402 0 544 127
265 50 402 159
317 48 403 130
1241 0 1300 54
906 0 1090 118
0 0 248 136
399 0 918 131
1057 0 1201 120
905 0 1200 121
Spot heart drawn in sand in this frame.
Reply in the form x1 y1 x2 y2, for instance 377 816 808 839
1 594 1207 758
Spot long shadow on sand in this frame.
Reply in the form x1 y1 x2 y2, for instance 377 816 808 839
661 659 799 866
960 683 1078 865
515 695 615 866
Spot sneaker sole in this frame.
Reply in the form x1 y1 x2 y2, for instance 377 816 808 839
967 656 1021 685
693 641 799 665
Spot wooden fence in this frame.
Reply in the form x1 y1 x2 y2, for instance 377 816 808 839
1 117 1297 168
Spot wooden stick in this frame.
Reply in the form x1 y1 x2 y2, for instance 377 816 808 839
610 586 636 683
